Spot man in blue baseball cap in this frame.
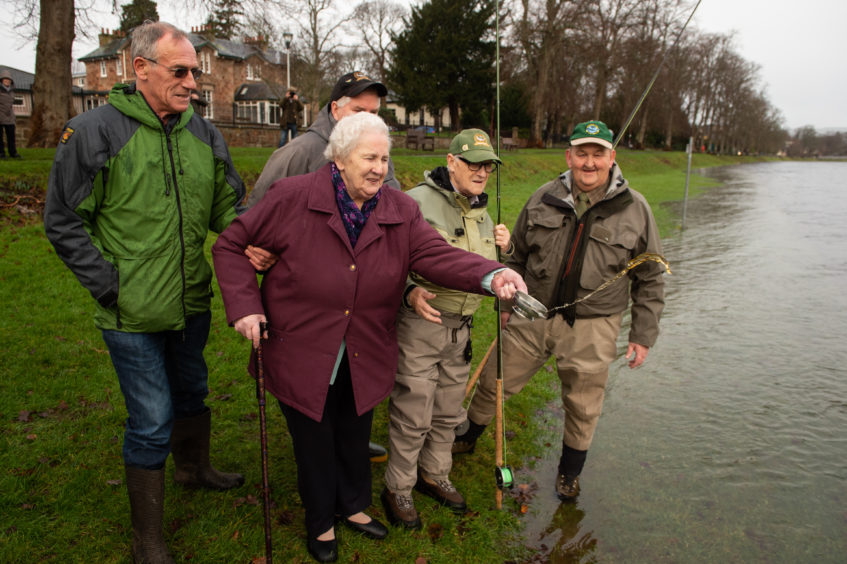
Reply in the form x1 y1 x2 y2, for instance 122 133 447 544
453 120 666 502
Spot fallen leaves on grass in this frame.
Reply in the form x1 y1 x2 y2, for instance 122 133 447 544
233 494 260 508
277 510 294 526
426 522 444 541
106 479 122 486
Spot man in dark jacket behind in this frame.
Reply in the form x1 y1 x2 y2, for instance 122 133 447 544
44 21 273 563
278 89 304 147
0 68 21 159
248 71 401 208
453 121 666 503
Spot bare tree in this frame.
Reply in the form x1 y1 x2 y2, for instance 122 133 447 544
350 0 406 82
295 0 353 116
510 0 584 145
12 0 99 147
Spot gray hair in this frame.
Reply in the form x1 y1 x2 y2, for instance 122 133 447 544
324 112 391 162
131 21 190 60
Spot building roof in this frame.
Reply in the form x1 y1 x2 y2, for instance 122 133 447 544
78 33 284 65
78 37 131 62
234 82 282 101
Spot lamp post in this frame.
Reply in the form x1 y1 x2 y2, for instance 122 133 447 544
283 31 293 91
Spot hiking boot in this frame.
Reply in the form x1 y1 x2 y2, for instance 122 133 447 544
125 466 174 564
452 419 486 455
555 473 580 502
415 471 467 513
380 487 421 530
369 441 388 463
170 408 244 490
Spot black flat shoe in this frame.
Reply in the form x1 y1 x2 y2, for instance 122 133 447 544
307 537 338 562
342 516 389 540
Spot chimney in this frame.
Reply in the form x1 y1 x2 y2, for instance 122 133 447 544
99 28 115 47
244 35 268 51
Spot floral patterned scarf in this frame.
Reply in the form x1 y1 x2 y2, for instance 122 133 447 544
331 162 381 248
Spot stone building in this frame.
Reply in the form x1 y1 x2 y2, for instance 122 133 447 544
78 27 290 127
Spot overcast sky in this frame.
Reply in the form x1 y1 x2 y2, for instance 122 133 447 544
1 0 845 130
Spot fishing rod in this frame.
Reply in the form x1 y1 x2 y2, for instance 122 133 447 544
613 0 703 148
492 0 514 509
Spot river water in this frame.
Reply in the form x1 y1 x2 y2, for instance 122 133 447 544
518 161 847 562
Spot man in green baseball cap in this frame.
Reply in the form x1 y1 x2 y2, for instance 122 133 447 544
381 128 510 529
454 119 666 503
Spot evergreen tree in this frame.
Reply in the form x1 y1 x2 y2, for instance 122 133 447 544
388 0 496 131
119 0 159 33
204 0 244 40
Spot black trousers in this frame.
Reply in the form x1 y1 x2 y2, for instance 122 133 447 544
279 353 373 538
0 124 17 157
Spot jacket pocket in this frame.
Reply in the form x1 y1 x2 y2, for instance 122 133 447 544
580 224 638 302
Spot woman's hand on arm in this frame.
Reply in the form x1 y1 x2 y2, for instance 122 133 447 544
245 245 278 271
233 313 268 349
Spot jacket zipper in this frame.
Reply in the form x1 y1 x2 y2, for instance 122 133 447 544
165 133 187 325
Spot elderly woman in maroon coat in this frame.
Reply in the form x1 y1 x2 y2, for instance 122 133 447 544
212 112 525 562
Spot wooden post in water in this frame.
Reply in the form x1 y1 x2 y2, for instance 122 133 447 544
682 136 693 230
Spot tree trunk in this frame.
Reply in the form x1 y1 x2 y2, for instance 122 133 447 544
28 0 76 148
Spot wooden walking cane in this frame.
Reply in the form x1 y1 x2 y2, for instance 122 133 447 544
255 322 273 563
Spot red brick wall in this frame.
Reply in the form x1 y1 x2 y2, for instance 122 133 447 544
214 123 279 147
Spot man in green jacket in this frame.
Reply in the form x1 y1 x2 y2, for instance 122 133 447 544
381 130 511 529
453 121 665 502
44 21 271 563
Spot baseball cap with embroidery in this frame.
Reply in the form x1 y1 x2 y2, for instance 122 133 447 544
448 129 502 164
329 71 388 102
569 121 614 149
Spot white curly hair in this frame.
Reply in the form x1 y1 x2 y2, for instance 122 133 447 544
324 112 391 163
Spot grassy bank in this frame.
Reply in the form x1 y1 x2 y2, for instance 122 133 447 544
1 147 769 562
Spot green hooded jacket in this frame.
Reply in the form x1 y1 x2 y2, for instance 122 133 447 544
44 83 245 332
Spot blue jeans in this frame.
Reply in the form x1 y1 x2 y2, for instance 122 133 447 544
278 122 297 147
102 311 211 469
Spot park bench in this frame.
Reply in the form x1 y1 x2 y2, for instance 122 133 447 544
501 137 518 151
407 128 435 151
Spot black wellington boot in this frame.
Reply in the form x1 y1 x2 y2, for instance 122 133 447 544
125 466 174 564
171 408 244 490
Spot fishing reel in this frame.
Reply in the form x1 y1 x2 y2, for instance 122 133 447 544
495 465 514 490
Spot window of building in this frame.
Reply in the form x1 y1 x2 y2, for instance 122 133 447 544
235 100 277 125
246 63 261 81
268 101 280 126
116 58 122 76
200 51 212 75
100 61 107 77
202 89 214 119
86 96 107 111
13 96 24 107
236 100 258 122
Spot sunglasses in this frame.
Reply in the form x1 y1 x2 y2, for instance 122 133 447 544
458 157 497 173
143 57 203 80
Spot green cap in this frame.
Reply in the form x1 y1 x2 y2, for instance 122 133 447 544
569 121 613 149
449 129 502 164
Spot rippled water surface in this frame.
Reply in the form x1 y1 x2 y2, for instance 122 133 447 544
519 162 847 562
